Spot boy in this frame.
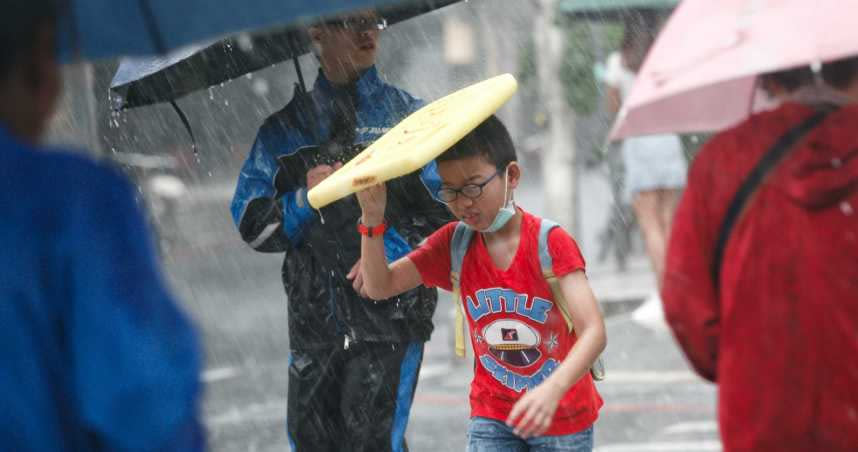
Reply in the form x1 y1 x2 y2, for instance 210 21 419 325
349 116 605 450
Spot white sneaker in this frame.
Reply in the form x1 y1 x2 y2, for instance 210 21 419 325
631 292 669 334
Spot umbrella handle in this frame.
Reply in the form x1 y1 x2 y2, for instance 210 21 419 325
290 55 324 144
169 100 197 154
293 56 309 94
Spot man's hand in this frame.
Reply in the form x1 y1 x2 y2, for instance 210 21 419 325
346 259 369 298
306 162 343 189
355 183 387 226
506 381 565 439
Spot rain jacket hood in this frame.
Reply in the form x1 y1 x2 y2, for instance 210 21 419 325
770 103 858 208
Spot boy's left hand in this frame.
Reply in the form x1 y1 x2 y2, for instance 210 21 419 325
506 381 564 438
347 259 369 298
355 183 387 226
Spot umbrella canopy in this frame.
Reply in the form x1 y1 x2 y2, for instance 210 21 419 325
610 0 856 140
557 0 678 20
60 0 436 62
110 0 462 109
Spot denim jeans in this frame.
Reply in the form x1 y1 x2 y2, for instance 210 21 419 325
466 416 594 452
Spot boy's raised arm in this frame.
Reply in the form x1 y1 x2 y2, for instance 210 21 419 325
351 184 424 300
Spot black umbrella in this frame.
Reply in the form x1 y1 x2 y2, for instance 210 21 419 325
110 0 462 110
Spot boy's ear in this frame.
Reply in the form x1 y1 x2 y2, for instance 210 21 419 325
506 162 522 190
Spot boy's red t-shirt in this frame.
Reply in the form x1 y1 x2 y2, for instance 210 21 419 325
408 210 603 435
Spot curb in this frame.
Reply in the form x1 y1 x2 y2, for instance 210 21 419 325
601 296 646 318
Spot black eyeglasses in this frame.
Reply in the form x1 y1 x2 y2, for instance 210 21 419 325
437 171 501 203
324 16 388 32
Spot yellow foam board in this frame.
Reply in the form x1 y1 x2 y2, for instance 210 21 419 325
307 74 518 209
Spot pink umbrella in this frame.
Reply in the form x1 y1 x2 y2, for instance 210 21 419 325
610 0 857 140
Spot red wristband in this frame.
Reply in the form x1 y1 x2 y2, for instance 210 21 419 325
357 220 387 237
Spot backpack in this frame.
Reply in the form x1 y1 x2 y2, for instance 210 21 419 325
449 219 606 380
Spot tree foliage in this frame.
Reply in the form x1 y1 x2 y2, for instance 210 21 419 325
559 22 622 115
517 20 623 116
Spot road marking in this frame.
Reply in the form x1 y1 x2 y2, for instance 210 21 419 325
663 421 719 435
207 400 286 427
596 370 701 384
202 366 242 383
602 402 713 414
595 440 721 451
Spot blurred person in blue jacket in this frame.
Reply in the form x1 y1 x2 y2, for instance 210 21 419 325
231 9 450 452
0 1 205 450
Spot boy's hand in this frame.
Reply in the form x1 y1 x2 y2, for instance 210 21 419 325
506 381 564 438
355 183 387 226
346 259 369 298
306 162 343 189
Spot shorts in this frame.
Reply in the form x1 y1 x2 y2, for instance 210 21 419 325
621 134 687 202
467 416 594 452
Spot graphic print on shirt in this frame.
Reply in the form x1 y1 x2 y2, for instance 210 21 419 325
484 319 541 367
465 287 553 323
466 287 561 393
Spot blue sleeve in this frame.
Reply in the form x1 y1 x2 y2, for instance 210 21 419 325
281 185 315 243
231 132 315 251
419 160 442 201
66 166 204 451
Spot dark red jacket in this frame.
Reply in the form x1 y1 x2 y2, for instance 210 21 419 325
663 102 858 451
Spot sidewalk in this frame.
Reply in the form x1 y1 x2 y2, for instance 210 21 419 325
589 254 655 316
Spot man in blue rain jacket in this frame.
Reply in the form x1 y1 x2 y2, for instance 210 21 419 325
231 9 450 452
0 1 204 451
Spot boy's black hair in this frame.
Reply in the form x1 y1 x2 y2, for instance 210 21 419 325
1 0 59 80
437 115 517 170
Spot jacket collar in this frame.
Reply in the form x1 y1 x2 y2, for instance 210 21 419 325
313 66 384 102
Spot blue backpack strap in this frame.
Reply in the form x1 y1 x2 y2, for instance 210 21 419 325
450 222 474 358
450 222 474 277
538 219 560 273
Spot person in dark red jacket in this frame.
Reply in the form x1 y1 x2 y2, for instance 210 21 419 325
662 58 858 452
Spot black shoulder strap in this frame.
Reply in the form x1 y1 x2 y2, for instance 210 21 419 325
710 108 832 291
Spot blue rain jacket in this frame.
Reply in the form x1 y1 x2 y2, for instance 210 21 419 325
0 126 204 451
231 67 451 349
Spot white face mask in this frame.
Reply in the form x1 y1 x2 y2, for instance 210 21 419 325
469 166 515 233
